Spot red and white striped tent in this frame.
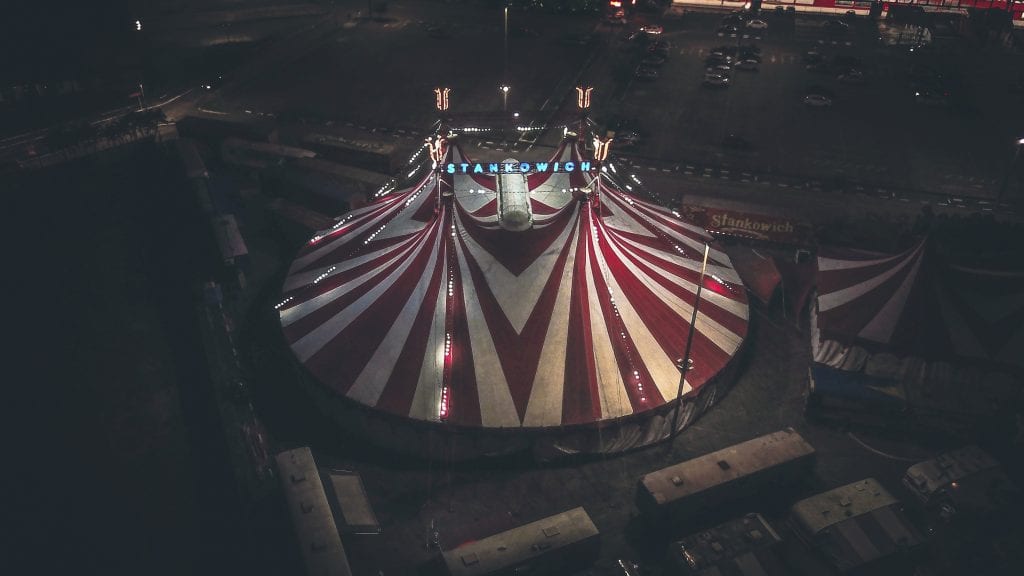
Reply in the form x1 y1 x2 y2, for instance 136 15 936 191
814 238 1024 369
277 137 748 452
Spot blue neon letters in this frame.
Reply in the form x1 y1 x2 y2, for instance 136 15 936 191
444 161 592 174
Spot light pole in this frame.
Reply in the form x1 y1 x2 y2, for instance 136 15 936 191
669 242 710 437
997 137 1024 205
504 4 509 81
499 85 510 112
592 133 611 216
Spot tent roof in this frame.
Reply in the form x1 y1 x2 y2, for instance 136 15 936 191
277 138 749 429
727 246 782 305
816 238 1024 366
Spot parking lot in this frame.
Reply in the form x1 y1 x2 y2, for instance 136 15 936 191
602 10 1022 199
211 4 1023 202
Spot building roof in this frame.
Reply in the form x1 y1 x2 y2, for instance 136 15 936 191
275 447 352 576
791 479 923 573
442 506 599 576
904 445 1001 497
641 428 815 505
904 446 1018 514
792 478 899 535
669 513 788 576
277 137 749 429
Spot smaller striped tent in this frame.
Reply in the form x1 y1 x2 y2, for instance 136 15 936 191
791 478 923 574
814 237 1024 368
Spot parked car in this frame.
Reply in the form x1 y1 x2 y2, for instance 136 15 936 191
717 25 739 36
735 59 759 71
635 66 659 80
706 54 734 65
803 49 824 63
745 19 768 30
710 45 736 58
803 94 833 107
738 50 761 62
641 53 668 66
706 63 732 75
647 40 671 55
640 24 663 35
703 74 730 88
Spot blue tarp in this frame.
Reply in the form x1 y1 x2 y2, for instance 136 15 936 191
810 364 905 407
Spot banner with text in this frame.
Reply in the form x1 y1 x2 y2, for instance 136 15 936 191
680 205 814 246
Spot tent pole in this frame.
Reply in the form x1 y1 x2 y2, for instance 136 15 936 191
670 242 709 438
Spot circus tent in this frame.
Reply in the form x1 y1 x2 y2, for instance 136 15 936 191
275 136 749 454
813 238 1024 370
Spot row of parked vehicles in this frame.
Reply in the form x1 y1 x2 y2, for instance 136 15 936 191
715 8 770 38
439 430 1020 576
629 26 670 82
701 43 763 89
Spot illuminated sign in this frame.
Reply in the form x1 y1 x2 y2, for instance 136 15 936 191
434 87 450 111
592 136 611 162
576 86 593 110
426 136 447 167
442 161 593 175
680 206 813 245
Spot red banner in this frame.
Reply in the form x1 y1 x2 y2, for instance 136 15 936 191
680 205 814 246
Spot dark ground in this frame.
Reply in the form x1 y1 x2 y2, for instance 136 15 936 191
7 144 247 575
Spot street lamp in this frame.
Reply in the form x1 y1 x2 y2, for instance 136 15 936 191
592 134 612 214
499 85 510 112
503 4 509 80
997 136 1024 204
669 242 710 437
135 19 142 32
